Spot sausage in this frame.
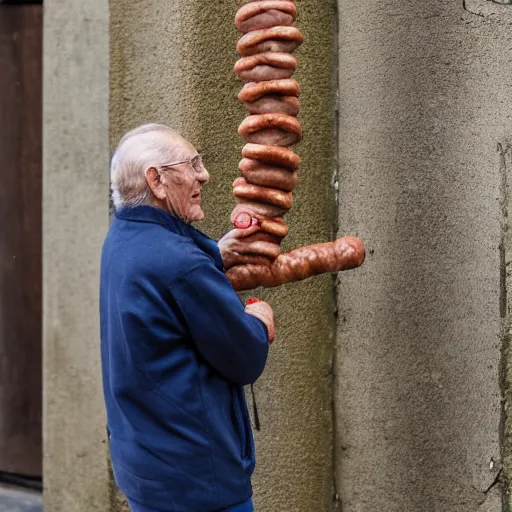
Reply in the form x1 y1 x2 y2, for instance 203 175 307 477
233 176 293 210
222 240 281 270
242 143 301 169
235 51 297 86
242 0 295 3
231 201 288 221
238 78 299 103
237 64 295 83
226 236 366 291
241 127 300 146
239 158 298 191
237 27 303 57
242 232 284 245
235 52 297 74
236 1 297 32
223 253 275 270
259 217 289 237
245 95 300 116
238 113 302 146
229 0 366 290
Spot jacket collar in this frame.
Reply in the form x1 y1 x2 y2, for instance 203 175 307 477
116 205 190 235
115 206 224 270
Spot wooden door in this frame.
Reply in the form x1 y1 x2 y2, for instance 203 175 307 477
0 3 42 477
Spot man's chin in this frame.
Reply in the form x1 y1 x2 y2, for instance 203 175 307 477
190 207 205 222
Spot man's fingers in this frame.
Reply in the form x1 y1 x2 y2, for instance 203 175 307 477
231 222 261 239
233 240 281 259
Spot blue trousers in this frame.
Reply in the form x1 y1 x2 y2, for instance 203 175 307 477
128 497 254 512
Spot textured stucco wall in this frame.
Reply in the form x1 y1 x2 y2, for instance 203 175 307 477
43 0 110 510
504 142 512 512
335 1 512 511
110 1 337 511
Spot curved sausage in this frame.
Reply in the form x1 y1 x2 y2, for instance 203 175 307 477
242 143 301 169
242 0 295 3
245 95 300 116
234 211 289 238
238 113 302 146
235 52 297 74
237 65 295 83
239 158 298 191
233 176 293 210
236 1 297 32
242 127 300 146
223 253 275 270
231 201 288 221
226 236 366 291
222 240 281 270
230 0 366 290
235 53 297 82
238 78 299 103
259 217 289 237
237 27 303 57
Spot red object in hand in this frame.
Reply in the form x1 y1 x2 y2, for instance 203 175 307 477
245 297 262 305
234 212 259 229
234 212 252 229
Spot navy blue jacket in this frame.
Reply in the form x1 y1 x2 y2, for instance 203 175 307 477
100 206 270 512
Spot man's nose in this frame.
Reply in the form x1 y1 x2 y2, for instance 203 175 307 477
199 168 210 184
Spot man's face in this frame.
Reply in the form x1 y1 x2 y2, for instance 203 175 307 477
160 137 210 223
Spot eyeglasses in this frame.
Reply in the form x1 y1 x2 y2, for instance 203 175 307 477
159 154 205 174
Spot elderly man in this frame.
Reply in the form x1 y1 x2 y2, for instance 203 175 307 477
100 124 275 512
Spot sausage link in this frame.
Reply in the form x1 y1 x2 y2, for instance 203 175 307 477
239 158 298 191
237 27 303 56
230 0 365 290
236 1 297 32
235 52 297 74
235 52 297 83
233 176 293 210
238 78 299 103
245 95 300 116
242 143 301 169
238 113 302 146
259 217 289 237
231 201 288 222
226 237 366 291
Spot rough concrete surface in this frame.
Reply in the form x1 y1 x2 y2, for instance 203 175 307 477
43 0 110 510
110 0 338 511
502 142 512 512
336 1 512 511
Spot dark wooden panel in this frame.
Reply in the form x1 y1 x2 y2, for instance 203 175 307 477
0 5 42 477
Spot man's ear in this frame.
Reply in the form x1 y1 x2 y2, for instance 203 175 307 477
146 167 167 200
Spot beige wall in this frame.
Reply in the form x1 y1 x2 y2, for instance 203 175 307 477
110 1 337 511
335 1 512 511
44 0 512 510
43 0 110 510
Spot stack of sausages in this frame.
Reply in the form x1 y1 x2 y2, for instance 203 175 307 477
226 0 365 291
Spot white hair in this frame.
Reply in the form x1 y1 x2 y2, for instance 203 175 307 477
110 123 182 209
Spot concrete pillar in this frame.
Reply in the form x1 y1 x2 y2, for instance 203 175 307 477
335 1 512 511
43 0 110 510
110 1 337 510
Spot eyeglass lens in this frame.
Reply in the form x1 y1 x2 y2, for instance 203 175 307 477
192 155 204 172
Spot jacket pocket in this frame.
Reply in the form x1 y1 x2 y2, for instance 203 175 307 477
232 385 253 461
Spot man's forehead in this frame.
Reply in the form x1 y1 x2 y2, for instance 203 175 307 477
167 134 196 158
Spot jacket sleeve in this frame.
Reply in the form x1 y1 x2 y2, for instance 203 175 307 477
171 262 270 385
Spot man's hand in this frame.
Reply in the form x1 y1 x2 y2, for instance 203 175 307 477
218 214 281 270
244 298 275 343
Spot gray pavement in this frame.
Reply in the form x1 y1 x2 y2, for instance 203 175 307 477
0 486 42 512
